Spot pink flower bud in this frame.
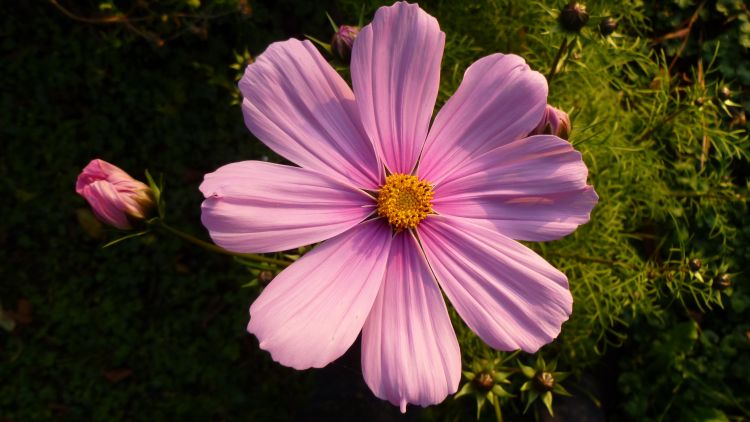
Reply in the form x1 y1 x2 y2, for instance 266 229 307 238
75 159 154 230
331 25 359 62
529 105 572 139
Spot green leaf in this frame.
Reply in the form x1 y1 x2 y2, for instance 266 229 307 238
688 407 730 422
102 230 150 248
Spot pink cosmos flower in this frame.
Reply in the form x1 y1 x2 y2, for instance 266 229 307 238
76 159 154 230
200 1 597 412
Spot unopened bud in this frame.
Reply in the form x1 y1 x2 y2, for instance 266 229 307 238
560 2 589 32
76 159 154 230
689 258 702 272
258 270 275 285
713 274 731 290
599 17 617 36
529 105 572 139
719 86 732 100
534 371 555 391
331 25 359 62
475 372 494 391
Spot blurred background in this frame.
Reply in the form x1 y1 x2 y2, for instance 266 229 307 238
1 0 749 420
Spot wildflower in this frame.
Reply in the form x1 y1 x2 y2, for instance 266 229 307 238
529 104 572 139
331 24 359 62
201 1 597 412
76 159 153 230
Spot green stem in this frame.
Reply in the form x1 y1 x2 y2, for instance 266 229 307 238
633 106 688 144
155 220 292 267
547 36 569 82
493 395 503 422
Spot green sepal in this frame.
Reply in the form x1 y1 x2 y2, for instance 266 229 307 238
523 389 539 413
535 353 545 370
476 393 486 420
325 12 338 32
492 384 514 398
463 371 476 381
305 34 332 55
455 382 475 399
493 371 512 384
518 361 536 378
552 383 573 397
144 169 165 218
541 391 554 416
554 371 571 382
520 380 532 392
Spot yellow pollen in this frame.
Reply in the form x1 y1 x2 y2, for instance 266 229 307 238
377 173 434 231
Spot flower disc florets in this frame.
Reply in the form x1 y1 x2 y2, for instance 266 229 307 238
377 173 433 231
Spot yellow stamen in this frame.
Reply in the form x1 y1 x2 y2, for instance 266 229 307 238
377 173 434 231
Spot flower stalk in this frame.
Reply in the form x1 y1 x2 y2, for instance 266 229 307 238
153 219 292 267
547 37 569 82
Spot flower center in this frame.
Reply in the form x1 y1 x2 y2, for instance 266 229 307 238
377 173 434 231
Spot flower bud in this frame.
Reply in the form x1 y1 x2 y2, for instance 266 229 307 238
719 86 732 101
529 105 572 139
689 258 702 272
75 159 154 230
534 371 555 391
713 274 731 290
599 17 617 36
331 25 359 62
560 2 589 32
258 270 275 285
474 372 494 391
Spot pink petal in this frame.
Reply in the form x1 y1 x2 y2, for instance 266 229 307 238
418 54 547 185
361 231 460 413
247 219 392 369
81 181 132 230
418 216 572 353
200 161 375 253
239 39 381 189
351 2 445 174
433 135 598 241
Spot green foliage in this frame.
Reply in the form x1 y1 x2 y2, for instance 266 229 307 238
2 0 749 420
